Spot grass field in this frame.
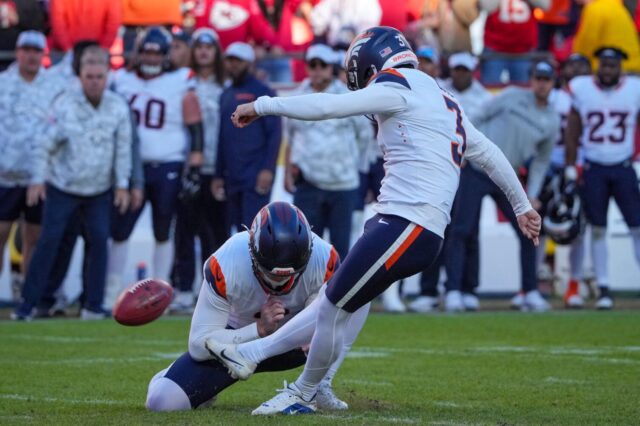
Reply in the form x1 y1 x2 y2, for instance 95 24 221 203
1 311 639 425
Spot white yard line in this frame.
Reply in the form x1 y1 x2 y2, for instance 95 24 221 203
0 393 129 406
317 413 421 424
341 378 393 387
5 334 184 346
543 376 588 385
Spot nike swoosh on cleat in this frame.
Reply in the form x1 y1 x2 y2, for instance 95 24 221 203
219 348 244 367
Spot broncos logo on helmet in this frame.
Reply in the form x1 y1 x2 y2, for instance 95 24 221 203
248 202 313 295
344 26 418 91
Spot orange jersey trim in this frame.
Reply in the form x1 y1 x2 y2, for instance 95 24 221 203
324 247 340 283
208 257 227 299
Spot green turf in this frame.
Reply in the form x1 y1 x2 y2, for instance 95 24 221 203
1 312 639 425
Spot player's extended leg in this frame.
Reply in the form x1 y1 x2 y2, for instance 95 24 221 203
148 162 183 282
146 349 307 411
108 173 148 293
582 161 612 309
207 287 370 388
609 160 640 276
564 234 586 308
252 214 442 414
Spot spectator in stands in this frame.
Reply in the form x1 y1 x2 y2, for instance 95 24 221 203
170 28 192 69
378 0 424 32
253 0 305 82
0 0 46 71
212 42 281 232
49 0 121 52
284 44 372 259
535 0 581 62
406 0 478 54
410 52 492 313
12 47 132 321
310 0 381 47
0 31 59 299
572 0 640 73
192 0 279 49
480 0 551 85
121 0 183 54
170 28 229 314
564 47 640 310
415 45 440 79
445 61 558 312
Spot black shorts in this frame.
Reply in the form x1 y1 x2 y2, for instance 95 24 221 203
0 185 43 224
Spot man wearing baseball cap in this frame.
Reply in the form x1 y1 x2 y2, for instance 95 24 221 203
0 30 65 301
415 45 440 79
412 51 492 314
212 42 282 234
564 45 640 310
284 44 373 261
446 60 558 313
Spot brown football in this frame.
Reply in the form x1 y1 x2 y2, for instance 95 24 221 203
113 279 173 326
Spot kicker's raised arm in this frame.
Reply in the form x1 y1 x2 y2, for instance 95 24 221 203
231 83 407 127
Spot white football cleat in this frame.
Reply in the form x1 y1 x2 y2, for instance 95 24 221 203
381 282 406 313
462 293 480 311
204 339 256 380
252 381 317 415
521 290 551 312
564 293 584 309
103 274 122 310
316 382 348 411
408 296 439 313
510 292 525 310
169 291 195 314
80 308 109 320
445 290 464 312
595 296 613 310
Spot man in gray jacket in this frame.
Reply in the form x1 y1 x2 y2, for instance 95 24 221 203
445 61 558 312
0 31 64 300
284 44 373 259
12 47 132 320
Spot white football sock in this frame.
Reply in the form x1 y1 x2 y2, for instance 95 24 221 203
108 240 129 278
294 294 352 401
146 369 191 411
153 241 173 282
322 302 370 386
569 235 584 280
591 226 608 287
629 227 640 266
536 235 547 271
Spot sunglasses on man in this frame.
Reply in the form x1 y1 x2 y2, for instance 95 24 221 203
307 59 330 69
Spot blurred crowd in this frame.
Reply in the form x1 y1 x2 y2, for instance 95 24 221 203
1 0 640 320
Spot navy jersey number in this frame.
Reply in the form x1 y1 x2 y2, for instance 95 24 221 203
586 110 629 143
129 95 167 130
443 95 467 166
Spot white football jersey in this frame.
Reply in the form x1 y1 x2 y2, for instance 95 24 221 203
255 67 532 237
569 76 640 165
549 88 584 167
112 68 195 163
203 231 338 329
